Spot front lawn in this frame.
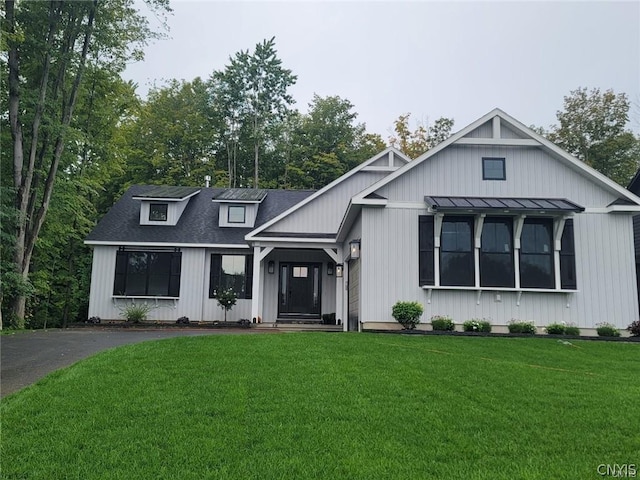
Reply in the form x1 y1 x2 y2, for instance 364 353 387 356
2 334 638 479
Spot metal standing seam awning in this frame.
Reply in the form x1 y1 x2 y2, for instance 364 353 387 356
424 196 585 214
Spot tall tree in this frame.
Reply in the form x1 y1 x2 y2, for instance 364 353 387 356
117 78 219 189
3 0 170 327
389 113 454 159
549 87 640 185
211 37 297 188
284 95 385 188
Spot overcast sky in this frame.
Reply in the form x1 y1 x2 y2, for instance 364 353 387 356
124 1 640 139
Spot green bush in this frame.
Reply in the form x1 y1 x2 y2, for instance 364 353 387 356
462 318 492 333
431 315 455 331
545 323 566 335
508 320 537 334
596 323 620 337
564 325 581 336
391 301 423 330
120 303 154 323
322 313 336 325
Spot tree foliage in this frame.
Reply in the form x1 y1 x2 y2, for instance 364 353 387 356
2 0 170 327
549 87 640 185
389 113 454 159
211 37 297 188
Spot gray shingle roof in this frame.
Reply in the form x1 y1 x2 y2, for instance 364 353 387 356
86 186 315 245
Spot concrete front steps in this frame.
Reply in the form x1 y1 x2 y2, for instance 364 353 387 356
254 321 343 332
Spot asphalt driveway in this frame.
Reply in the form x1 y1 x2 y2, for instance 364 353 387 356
1 328 264 398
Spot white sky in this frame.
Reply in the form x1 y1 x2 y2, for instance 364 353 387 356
124 1 640 139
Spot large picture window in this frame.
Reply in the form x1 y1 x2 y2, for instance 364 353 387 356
480 217 514 287
113 251 181 297
418 214 576 291
520 218 554 288
440 216 474 286
209 254 253 299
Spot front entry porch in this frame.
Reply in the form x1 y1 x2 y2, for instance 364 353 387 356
278 262 322 319
250 246 345 328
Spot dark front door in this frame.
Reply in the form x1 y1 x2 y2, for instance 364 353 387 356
278 263 321 317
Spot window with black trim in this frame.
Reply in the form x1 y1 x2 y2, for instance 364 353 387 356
482 157 506 180
520 218 554 288
480 217 514 287
228 205 246 224
209 254 253 299
149 203 168 221
113 251 181 297
440 216 474 286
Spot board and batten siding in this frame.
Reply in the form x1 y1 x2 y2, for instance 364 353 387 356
264 171 388 234
88 246 256 322
376 145 617 208
359 207 638 329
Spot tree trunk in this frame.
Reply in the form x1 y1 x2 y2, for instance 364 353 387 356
253 115 259 188
7 0 98 326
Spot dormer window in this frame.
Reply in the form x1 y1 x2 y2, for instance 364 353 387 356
133 186 201 226
213 188 268 228
228 205 246 224
149 203 168 221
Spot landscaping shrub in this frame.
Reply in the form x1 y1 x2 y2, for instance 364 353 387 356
431 315 455 331
176 316 190 325
462 319 492 333
596 322 620 337
564 325 581 336
322 313 336 325
508 320 537 334
216 288 237 322
391 301 423 330
627 320 640 337
120 303 154 323
545 323 566 335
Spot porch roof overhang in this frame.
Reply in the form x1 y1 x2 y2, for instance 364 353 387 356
424 196 585 215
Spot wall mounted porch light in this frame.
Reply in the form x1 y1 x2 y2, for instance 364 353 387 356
327 262 334 275
267 260 275 274
335 264 344 278
349 239 361 259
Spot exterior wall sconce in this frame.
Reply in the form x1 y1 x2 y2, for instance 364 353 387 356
335 264 343 278
327 262 334 275
349 239 361 259
267 260 275 274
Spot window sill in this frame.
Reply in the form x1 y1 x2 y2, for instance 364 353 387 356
112 296 179 308
420 286 577 307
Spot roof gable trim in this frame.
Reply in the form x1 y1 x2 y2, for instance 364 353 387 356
245 147 410 240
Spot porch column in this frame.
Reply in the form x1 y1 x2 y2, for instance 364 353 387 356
335 246 344 328
251 246 273 322
251 247 261 321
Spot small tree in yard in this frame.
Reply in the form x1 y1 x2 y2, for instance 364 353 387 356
217 288 237 322
391 301 424 330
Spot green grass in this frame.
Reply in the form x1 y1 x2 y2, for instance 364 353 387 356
2 334 639 479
